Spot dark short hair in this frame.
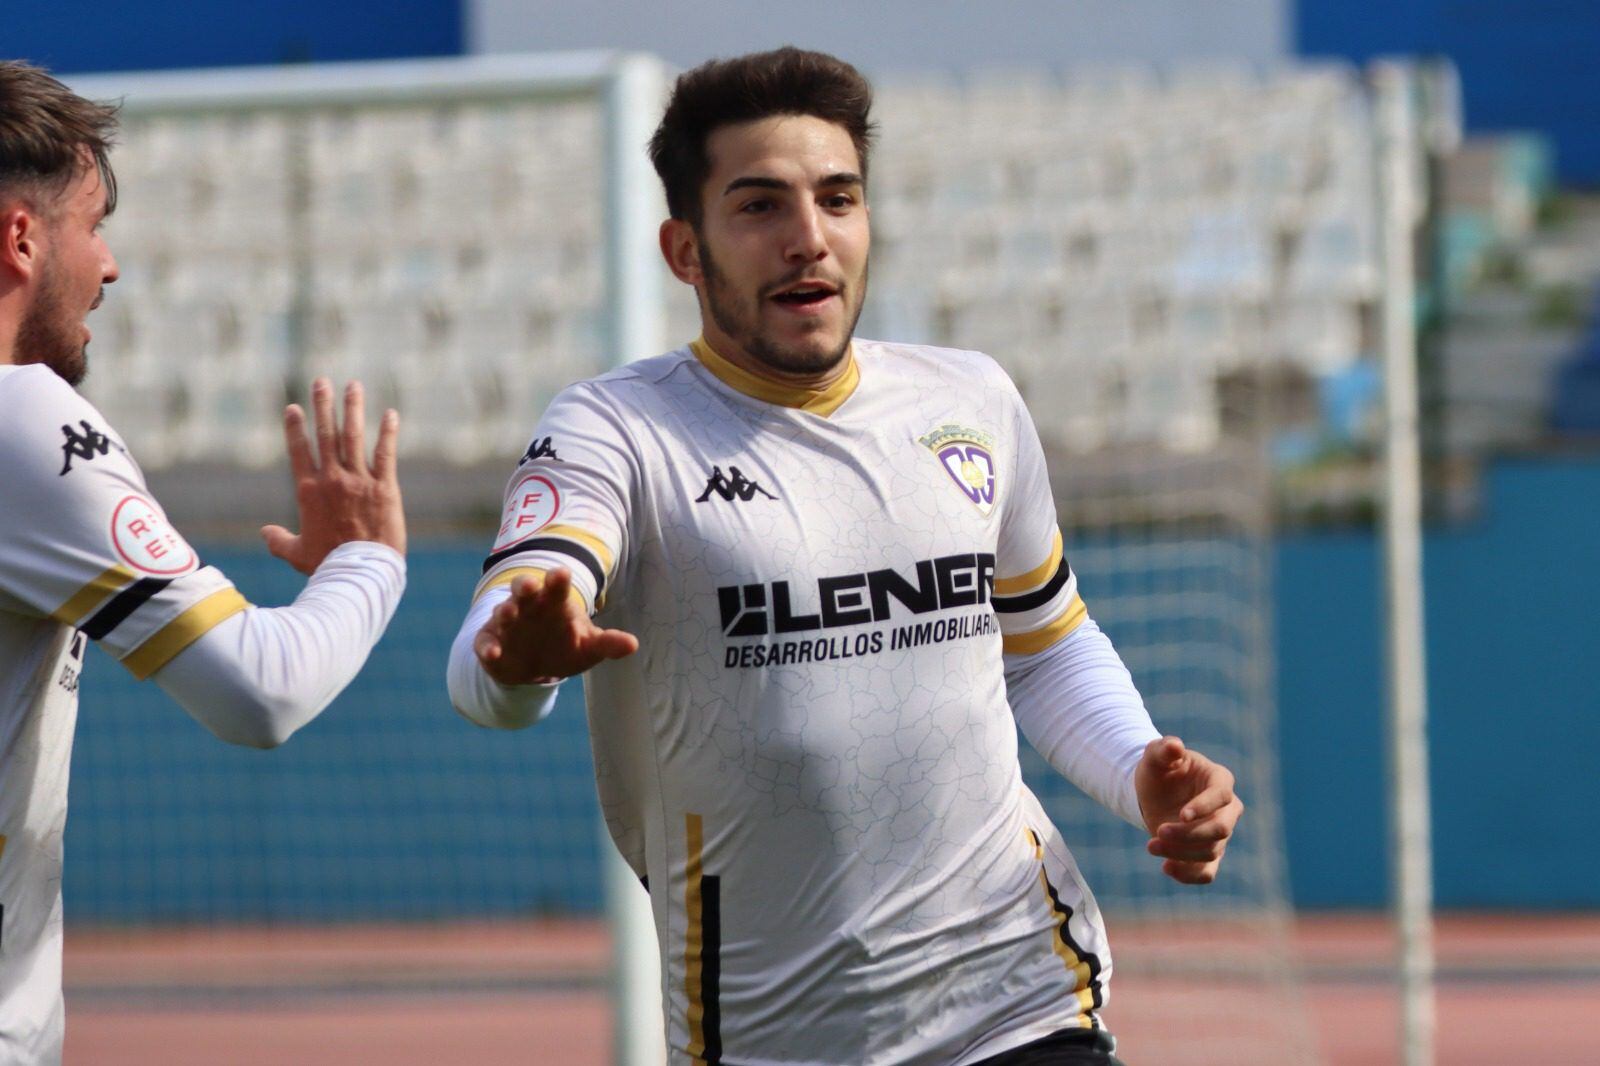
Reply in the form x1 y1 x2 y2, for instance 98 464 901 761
0 60 120 214
648 47 875 226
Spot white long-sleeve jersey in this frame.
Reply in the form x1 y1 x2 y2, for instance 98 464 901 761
0 364 404 1065
449 338 1160 1065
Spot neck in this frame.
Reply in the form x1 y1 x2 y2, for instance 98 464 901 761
698 322 852 392
0 298 20 367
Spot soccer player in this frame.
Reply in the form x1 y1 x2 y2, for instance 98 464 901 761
0 61 407 1064
448 48 1242 1065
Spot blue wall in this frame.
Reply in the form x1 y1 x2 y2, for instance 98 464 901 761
12 0 463 74
1278 458 1600 907
1298 0 1600 185
68 545 604 922
62 459 1600 919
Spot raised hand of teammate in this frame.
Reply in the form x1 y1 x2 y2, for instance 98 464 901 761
1135 735 1243 885
474 567 639 684
261 377 407 574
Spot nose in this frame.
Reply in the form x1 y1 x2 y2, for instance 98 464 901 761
784 201 829 264
101 243 119 285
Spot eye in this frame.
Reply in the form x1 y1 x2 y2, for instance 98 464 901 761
822 193 858 211
739 198 774 215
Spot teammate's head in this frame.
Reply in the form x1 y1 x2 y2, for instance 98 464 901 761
652 48 874 379
0 61 121 386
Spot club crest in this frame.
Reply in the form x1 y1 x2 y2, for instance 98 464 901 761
918 424 998 516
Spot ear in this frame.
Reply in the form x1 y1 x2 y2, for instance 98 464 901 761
659 218 703 287
0 206 42 284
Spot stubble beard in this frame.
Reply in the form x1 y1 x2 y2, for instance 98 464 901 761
699 238 866 378
15 257 89 387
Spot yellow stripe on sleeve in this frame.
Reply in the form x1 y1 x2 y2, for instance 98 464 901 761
994 530 1064 596
121 588 251 680
472 566 592 613
1001 593 1088 655
474 566 549 602
51 564 136 626
539 524 616 577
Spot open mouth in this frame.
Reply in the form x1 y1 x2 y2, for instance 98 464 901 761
770 282 838 307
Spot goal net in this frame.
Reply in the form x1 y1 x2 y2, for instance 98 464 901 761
56 53 1393 1065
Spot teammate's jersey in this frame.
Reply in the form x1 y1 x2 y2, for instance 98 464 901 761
479 339 1110 1065
0 364 248 1064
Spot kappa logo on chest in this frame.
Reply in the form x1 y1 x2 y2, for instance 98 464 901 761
695 465 778 504
918 424 999 516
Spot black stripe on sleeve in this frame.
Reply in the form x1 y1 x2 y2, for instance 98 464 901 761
80 577 174 641
991 559 1071 614
480 537 606 596
701 873 723 1064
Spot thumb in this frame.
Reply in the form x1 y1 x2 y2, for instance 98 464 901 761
260 525 297 563
474 625 503 666
595 628 640 660
1146 735 1187 771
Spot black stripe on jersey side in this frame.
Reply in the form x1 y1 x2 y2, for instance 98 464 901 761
81 577 174 640
480 538 606 595
991 559 1071 614
701 874 723 1064
1033 831 1105 1011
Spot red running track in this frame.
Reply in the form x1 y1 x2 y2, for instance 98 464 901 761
63 913 1600 1064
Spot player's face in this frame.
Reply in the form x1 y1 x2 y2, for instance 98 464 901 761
678 114 869 379
16 163 118 386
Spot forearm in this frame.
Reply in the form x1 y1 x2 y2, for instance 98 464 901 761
1004 617 1161 829
152 541 406 747
446 586 562 730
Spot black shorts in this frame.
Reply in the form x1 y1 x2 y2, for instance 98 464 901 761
969 1027 1126 1066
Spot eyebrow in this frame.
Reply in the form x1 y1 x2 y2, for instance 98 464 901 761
722 172 865 196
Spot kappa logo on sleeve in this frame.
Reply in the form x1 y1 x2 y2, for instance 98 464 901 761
59 420 114 475
110 495 199 576
517 437 562 465
491 472 562 551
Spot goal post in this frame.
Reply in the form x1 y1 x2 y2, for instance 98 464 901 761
1372 59 1437 1066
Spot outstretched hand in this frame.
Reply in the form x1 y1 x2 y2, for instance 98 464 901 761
1135 736 1244 885
261 378 406 574
474 567 639 685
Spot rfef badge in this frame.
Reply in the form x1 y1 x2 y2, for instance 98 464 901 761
919 424 998 516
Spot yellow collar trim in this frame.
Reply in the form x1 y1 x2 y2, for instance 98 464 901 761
689 337 859 418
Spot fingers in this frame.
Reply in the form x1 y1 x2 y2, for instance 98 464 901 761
1149 793 1243 873
537 567 571 603
282 404 315 478
1162 858 1219 886
1179 780 1239 824
310 377 339 470
342 381 365 471
1148 818 1231 863
372 408 399 481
